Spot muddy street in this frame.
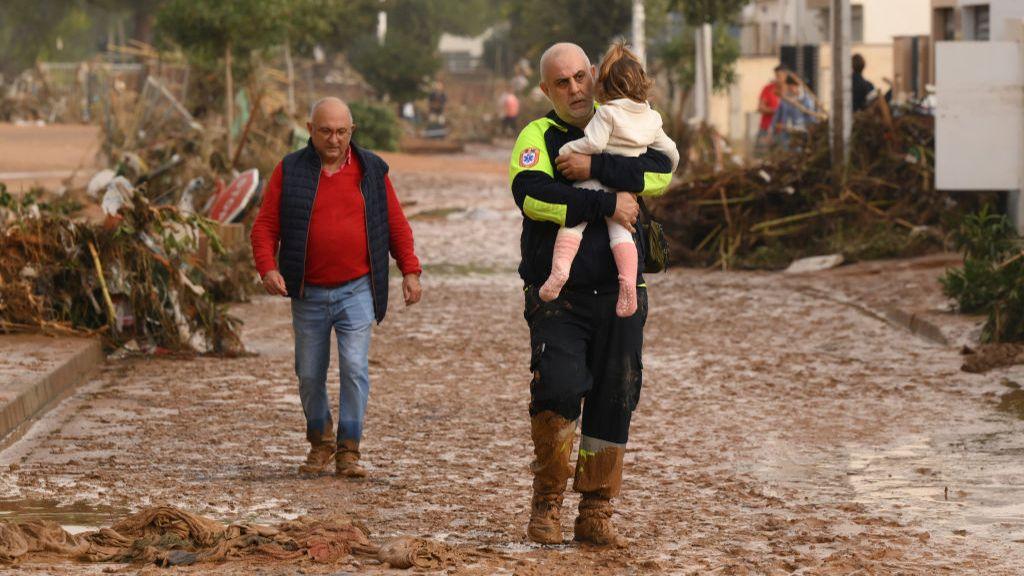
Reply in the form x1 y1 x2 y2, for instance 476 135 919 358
3 147 1024 574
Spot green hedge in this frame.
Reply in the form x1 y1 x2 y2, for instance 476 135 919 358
941 207 1024 343
349 101 400 152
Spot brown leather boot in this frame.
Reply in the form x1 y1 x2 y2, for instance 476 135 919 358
298 417 336 475
335 439 368 478
574 493 626 547
526 411 576 544
298 440 336 475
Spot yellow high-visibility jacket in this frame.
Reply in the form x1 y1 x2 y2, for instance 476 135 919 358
509 110 673 290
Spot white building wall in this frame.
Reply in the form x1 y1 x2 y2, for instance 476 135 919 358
745 1 931 46
860 0 931 43
959 0 1024 41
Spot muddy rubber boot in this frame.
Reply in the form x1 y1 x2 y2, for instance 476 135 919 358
335 439 368 478
574 493 627 547
526 411 576 544
298 440 336 475
572 440 627 547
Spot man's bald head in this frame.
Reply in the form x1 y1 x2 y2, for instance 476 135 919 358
309 97 352 124
307 96 356 166
538 43 596 128
539 43 590 83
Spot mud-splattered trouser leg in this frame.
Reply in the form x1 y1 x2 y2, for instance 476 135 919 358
292 276 374 444
524 284 647 497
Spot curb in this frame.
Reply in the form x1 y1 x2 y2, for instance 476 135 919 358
0 338 104 446
877 306 950 347
794 286 951 347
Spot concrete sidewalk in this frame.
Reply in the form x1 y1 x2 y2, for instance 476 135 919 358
0 334 103 445
785 253 981 349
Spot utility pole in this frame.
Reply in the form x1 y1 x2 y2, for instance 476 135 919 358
631 0 646 66
377 3 387 45
830 0 851 195
693 23 713 124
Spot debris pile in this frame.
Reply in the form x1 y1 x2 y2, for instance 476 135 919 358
0 56 305 352
0 184 243 355
654 103 995 269
0 505 459 570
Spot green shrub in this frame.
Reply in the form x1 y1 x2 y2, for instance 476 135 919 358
941 207 1024 342
349 101 400 152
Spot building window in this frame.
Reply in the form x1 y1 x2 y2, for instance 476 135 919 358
973 5 990 41
851 5 864 43
935 8 955 40
811 4 864 43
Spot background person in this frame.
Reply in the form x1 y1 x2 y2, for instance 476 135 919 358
250 97 422 479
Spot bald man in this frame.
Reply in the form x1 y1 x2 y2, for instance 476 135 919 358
510 43 673 547
251 97 422 478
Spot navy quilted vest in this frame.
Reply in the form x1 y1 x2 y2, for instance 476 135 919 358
278 142 391 323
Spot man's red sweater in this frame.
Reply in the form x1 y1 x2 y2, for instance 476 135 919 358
250 152 421 287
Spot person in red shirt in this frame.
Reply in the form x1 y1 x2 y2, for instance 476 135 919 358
250 97 421 478
755 65 787 156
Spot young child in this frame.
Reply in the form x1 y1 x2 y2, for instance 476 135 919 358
540 42 679 317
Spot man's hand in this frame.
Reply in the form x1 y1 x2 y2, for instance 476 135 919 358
261 270 288 296
611 192 640 234
403 273 422 306
555 152 592 181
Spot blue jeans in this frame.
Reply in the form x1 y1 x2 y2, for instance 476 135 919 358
291 276 374 443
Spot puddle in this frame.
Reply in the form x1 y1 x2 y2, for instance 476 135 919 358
750 414 1024 560
0 498 127 532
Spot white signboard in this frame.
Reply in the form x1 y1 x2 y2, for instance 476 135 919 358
935 41 1023 191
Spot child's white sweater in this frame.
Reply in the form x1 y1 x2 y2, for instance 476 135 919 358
559 97 680 170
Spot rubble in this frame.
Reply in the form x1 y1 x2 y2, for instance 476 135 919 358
654 103 997 270
0 183 244 355
0 54 308 353
0 505 458 570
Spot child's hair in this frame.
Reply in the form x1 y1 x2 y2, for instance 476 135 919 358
596 41 652 104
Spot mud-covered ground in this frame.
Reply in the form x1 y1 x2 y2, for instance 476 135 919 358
3 146 1024 575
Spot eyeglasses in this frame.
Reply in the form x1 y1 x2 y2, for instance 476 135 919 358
315 127 352 139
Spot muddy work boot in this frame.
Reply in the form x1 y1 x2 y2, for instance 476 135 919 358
526 411 576 544
298 417 337 476
298 440 336 475
335 439 368 478
574 493 627 548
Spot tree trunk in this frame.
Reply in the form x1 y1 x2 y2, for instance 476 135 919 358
226 41 234 163
133 11 154 45
284 42 296 116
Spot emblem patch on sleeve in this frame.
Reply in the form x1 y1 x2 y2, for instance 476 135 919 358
519 147 540 168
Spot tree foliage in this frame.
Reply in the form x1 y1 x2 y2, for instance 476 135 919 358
0 0 118 77
671 0 747 25
504 0 632 64
345 0 497 102
155 0 288 65
653 22 739 93
346 0 440 102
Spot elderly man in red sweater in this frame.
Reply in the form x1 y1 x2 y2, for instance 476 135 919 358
251 97 422 478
